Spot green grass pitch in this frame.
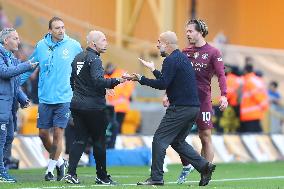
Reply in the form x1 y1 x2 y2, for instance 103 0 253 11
1 162 284 189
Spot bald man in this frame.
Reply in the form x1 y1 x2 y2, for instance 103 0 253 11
129 31 215 186
64 30 125 185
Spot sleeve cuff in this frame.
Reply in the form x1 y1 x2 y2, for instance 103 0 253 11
139 76 145 85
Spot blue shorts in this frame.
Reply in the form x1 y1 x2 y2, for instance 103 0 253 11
37 103 70 129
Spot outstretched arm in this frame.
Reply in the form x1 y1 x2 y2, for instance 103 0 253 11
138 58 176 90
90 59 125 89
0 58 35 79
138 58 162 78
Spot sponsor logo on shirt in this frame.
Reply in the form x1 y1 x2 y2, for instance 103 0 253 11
191 61 208 71
76 62 84 75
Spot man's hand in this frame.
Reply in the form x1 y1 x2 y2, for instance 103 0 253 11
138 58 155 72
21 99 31 109
131 73 142 81
116 77 127 83
28 57 39 69
122 72 134 80
162 94 170 107
219 96 228 111
106 89 115 96
122 73 142 81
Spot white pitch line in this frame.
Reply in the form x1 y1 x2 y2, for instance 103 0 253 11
81 174 141 178
19 175 284 189
172 175 284 184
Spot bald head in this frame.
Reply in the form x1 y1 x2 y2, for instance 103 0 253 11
87 30 108 53
157 31 178 57
87 30 105 44
160 31 178 45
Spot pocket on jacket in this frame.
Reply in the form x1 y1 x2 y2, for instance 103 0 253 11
0 96 12 124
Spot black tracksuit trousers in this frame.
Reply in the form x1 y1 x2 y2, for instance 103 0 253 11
68 108 108 179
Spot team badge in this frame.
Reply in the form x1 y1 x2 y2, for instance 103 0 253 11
65 112 70 118
202 53 209 60
63 49 69 56
1 124 6 131
217 57 223 61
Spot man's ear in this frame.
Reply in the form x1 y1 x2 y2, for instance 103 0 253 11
3 38 8 45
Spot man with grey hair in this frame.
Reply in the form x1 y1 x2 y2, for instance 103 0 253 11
0 28 37 182
125 31 216 186
64 30 125 185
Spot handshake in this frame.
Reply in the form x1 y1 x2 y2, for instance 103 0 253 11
121 73 142 81
118 58 155 82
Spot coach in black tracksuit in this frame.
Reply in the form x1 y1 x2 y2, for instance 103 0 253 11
65 31 124 185
133 31 216 186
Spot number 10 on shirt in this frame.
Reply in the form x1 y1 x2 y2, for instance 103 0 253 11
202 112 211 122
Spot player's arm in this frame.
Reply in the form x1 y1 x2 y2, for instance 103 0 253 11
212 50 228 111
212 50 226 96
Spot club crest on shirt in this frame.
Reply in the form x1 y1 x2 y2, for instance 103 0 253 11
62 49 70 59
193 52 199 59
217 57 223 61
1 124 6 131
65 112 70 118
63 49 69 56
202 53 209 60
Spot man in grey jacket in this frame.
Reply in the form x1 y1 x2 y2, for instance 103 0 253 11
0 28 37 182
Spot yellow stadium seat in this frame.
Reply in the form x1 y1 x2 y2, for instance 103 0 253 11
121 110 141 134
19 105 39 135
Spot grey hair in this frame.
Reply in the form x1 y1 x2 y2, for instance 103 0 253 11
0 28 16 44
